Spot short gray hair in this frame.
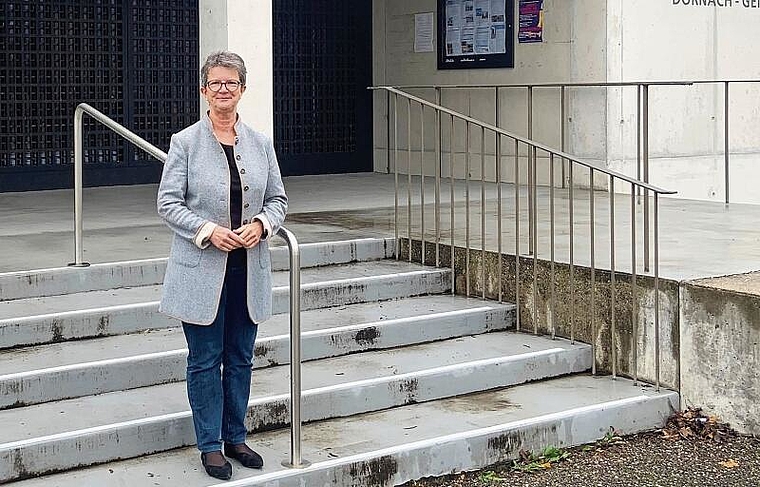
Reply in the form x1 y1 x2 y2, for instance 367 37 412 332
200 51 247 87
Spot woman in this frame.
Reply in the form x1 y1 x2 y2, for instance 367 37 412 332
157 51 287 481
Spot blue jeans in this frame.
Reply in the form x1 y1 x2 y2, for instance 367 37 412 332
183 266 258 453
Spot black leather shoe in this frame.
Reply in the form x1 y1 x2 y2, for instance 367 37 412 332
224 443 264 469
201 451 233 480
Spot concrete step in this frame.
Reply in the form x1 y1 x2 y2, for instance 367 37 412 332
0 332 590 483
9 374 679 487
0 237 395 301
0 296 514 408
0 259 450 349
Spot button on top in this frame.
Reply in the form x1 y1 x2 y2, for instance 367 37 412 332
236 154 241 160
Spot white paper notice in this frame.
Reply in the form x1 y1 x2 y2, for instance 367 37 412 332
414 12 435 53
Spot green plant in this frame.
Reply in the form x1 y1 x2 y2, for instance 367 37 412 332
478 470 509 482
511 446 570 473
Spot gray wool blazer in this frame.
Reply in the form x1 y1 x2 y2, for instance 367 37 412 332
157 113 288 325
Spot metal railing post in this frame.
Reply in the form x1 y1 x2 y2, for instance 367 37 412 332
631 183 638 385
73 108 86 267
465 122 471 297
654 193 661 392
480 127 486 299
496 89 503 302
725 81 730 205
407 99 413 262
589 168 596 374
435 88 442 266
394 94 400 259
560 86 567 188
420 104 426 265
450 115 456 295
278 227 309 469
609 175 617 380
637 85 642 199
514 139 521 331
569 162 575 343
527 86 534 256
549 153 556 339
643 85 650 273
386 90 391 174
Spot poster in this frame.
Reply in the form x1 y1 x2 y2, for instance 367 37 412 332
438 0 514 69
415 12 435 52
518 0 543 43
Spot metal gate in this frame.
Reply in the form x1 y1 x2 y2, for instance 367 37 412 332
273 0 373 176
0 0 199 192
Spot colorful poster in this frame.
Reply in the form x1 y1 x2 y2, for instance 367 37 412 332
518 0 543 43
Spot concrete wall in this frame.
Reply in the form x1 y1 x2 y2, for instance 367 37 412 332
681 277 760 435
373 0 760 203
372 0 610 185
405 237 760 435
606 0 760 203
199 0 274 137
402 240 681 391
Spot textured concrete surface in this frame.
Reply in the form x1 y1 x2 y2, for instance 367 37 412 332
2 173 760 281
0 298 514 407
0 260 450 349
680 280 760 435
690 270 760 295
0 332 589 482
0 238 395 302
9 375 678 487
402 241 682 390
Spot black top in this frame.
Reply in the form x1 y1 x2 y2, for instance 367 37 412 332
221 143 246 269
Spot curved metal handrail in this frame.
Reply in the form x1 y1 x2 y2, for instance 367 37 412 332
72 103 307 468
72 103 167 267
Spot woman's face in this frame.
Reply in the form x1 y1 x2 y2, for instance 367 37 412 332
201 66 246 114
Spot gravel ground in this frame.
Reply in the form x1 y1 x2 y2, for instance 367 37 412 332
400 431 760 487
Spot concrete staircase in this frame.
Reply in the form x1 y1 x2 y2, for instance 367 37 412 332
0 237 678 486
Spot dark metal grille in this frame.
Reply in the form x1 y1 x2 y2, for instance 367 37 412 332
0 0 198 190
273 0 372 175
129 1 198 158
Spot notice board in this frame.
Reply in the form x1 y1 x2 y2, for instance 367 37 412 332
437 0 515 69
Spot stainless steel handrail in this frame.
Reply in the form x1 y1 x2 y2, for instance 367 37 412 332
276 226 309 470
73 103 168 267
393 81 695 89
370 87 674 194
72 102 307 468
390 79 760 205
372 85 675 392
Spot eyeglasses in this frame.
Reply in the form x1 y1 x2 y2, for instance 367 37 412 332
206 80 242 92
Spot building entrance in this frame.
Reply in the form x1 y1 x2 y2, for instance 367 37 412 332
0 1 199 192
272 0 373 176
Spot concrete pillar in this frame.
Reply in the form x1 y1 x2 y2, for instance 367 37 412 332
199 0 274 137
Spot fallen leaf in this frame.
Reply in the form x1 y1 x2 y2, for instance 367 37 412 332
719 459 740 469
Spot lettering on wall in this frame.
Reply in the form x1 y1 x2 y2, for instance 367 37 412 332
671 0 760 7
